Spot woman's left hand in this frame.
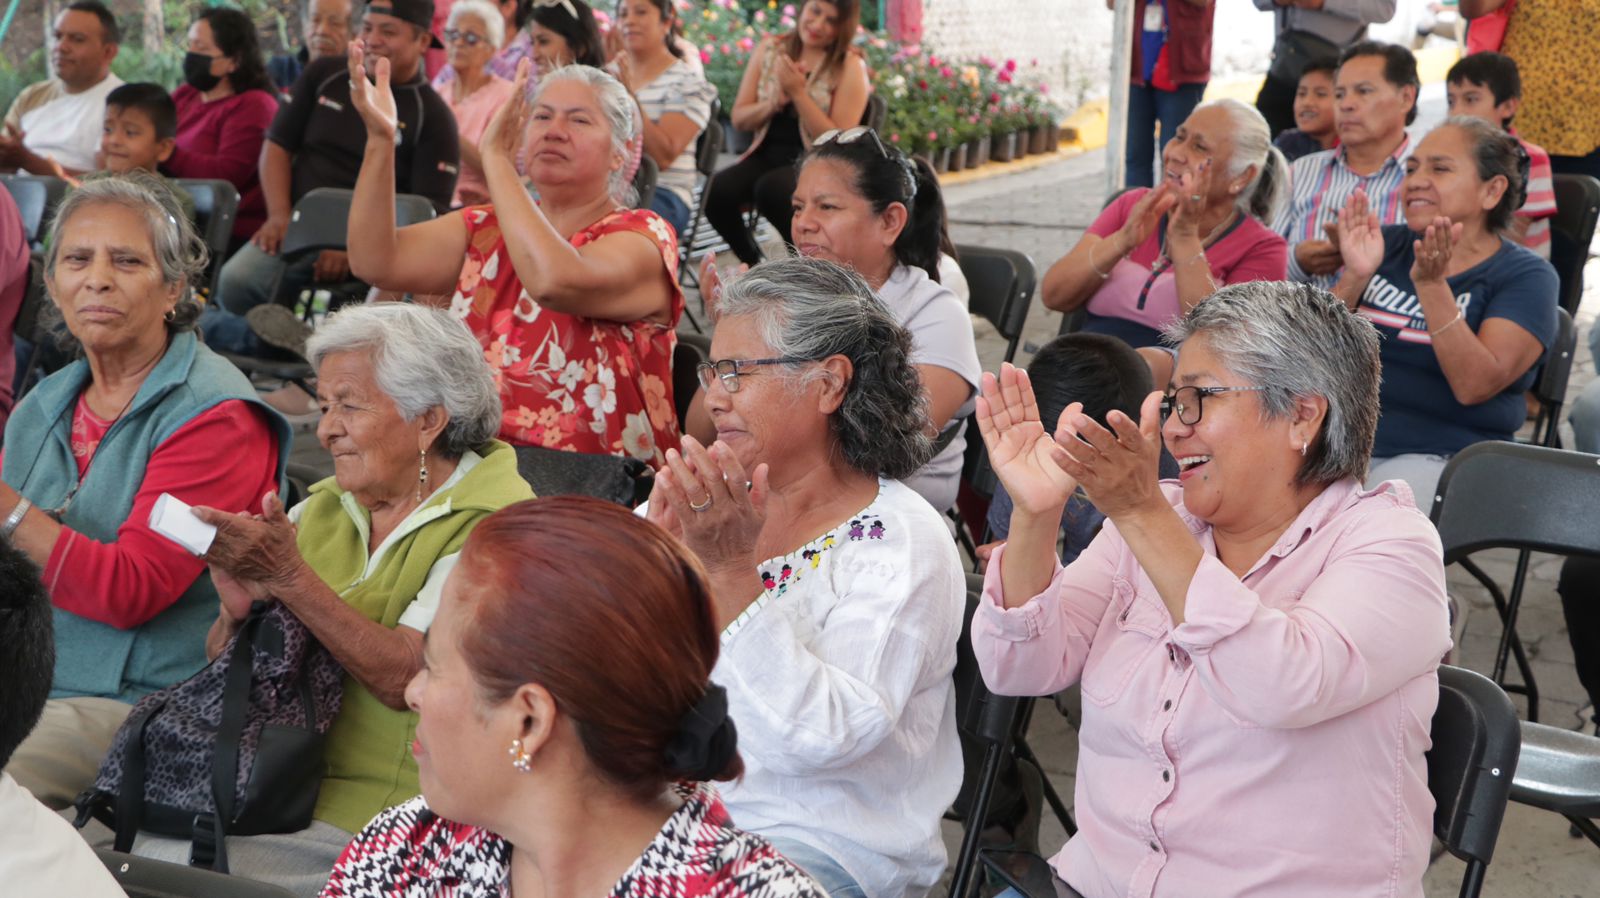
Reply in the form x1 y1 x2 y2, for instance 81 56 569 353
194 492 306 594
651 436 769 577
1052 391 1167 520
774 54 810 97
1410 216 1462 286
1166 159 1212 240
346 42 399 143
480 58 533 163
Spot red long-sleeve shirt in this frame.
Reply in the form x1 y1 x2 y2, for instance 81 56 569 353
166 85 280 240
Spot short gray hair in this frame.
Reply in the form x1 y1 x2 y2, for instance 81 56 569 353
447 0 505 52
531 64 639 206
44 171 207 336
1202 98 1289 223
306 303 502 459
1163 282 1381 486
716 257 933 479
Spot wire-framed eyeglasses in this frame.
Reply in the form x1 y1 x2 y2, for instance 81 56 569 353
443 28 487 45
696 357 810 393
1160 385 1268 425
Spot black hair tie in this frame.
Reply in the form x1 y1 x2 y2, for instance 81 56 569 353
663 683 738 780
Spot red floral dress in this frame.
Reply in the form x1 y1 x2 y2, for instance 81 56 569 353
449 205 684 466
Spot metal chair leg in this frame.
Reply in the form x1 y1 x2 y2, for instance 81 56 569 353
1461 557 1541 722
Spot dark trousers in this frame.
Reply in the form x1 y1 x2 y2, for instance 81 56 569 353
704 141 802 266
1551 146 1600 181
1255 72 1299 140
1558 555 1600 720
1125 82 1207 189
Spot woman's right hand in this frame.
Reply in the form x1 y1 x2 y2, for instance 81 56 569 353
1110 183 1178 258
698 253 748 321
975 363 1080 516
480 58 533 164
346 42 399 144
212 564 270 623
774 53 810 98
1335 188 1384 281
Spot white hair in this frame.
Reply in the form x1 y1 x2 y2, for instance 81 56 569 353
447 0 506 51
306 303 502 458
532 64 640 206
1199 98 1289 223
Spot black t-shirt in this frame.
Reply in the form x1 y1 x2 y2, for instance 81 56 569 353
267 55 459 213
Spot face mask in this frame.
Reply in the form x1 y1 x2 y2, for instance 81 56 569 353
183 51 224 91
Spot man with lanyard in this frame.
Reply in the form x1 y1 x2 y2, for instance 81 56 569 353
206 0 459 354
1275 40 1417 291
1253 0 1395 137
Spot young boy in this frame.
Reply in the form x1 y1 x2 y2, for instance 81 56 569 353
1447 52 1556 259
96 82 194 220
1272 58 1338 162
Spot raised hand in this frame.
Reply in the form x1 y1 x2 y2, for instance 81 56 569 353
347 41 398 143
1334 188 1384 281
652 436 770 578
1166 160 1212 239
1113 182 1178 256
1051 391 1165 520
974 363 1080 516
1410 216 1461 286
697 253 748 321
481 58 533 164
195 491 304 594
774 53 809 97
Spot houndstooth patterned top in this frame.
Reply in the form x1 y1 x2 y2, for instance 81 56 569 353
318 781 828 898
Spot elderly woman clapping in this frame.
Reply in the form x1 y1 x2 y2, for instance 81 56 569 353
645 257 963 898
974 282 1450 898
140 303 532 895
0 173 289 811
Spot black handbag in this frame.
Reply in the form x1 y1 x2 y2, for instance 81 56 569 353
514 444 654 508
75 602 344 873
1268 29 1342 85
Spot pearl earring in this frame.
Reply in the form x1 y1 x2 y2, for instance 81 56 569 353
507 738 532 772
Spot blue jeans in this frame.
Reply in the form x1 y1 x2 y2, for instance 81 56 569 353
762 836 865 898
1124 82 1207 189
649 188 692 239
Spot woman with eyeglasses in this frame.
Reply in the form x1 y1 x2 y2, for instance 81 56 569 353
695 127 979 513
0 173 290 810
1041 99 1288 350
433 0 538 88
437 0 520 207
646 256 963 898
973 281 1450 898
345 54 683 467
610 0 716 237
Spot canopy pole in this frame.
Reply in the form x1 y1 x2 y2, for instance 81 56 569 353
1106 0 1135 198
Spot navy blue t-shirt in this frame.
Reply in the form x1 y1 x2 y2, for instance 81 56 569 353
1363 225 1558 458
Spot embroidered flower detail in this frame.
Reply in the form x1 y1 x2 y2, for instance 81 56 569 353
537 405 560 427
583 365 617 415
511 405 538 430
557 360 584 392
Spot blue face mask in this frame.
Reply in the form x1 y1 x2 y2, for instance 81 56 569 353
182 51 224 92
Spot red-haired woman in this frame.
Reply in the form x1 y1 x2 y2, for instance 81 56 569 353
703 0 870 264
320 498 827 898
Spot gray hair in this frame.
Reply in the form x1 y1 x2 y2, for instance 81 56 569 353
716 257 933 479
447 0 506 52
532 64 640 206
1202 98 1288 223
43 171 207 338
306 303 502 459
1163 282 1381 486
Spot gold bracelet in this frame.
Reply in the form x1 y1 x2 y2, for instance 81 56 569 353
1431 310 1465 337
1088 241 1114 280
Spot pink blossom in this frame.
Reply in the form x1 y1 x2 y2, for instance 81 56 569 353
917 78 928 90
700 48 712 63
890 133 900 142
940 66 953 78
998 70 1013 84
969 114 979 124
927 130 938 141
737 36 754 51
783 3 796 15
754 9 766 22
989 92 1001 104
721 43 732 54
928 54 940 67
1004 59 1018 72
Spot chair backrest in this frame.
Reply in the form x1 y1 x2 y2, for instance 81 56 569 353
174 179 240 298
0 174 69 250
695 97 724 178
13 254 47 346
632 155 659 211
1549 173 1600 317
862 92 888 133
1428 665 1521 876
281 188 438 259
1430 441 1600 562
97 848 297 897
949 575 1025 814
672 335 709 428
956 243 1036 364
1533 307 1576 409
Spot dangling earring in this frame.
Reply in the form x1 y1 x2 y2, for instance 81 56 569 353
1300 442 1308 457
416 450 429 503
507 738 532 772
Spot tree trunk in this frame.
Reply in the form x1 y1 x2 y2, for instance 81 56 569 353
142 0 162 54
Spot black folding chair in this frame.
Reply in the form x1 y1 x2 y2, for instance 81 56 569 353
956 243 1036 366
1430 665 1522 898
978 665 1520 898
12 254 50 400
97 848 296 898
677 97 722 289
1430 441 1600 722
672 335 709 432
1056 188 1137 338
0 173 69 251
1511 719 1600 848
862 92 888 133
1549 173 1599 318
1528 307 1576 448
631 154 659 211
174 178 240 301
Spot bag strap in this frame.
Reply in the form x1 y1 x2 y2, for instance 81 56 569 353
111 698 167 853
198 603 266 872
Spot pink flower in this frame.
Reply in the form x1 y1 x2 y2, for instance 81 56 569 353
927 130 938 141
783 3 796 15
721 43 732 54
998 70 1013 84
917 78 928 90
969 114 979 124
989 92 1001 104
737 36 754 51
940 66 953 78
928 54 940 67
700 48 712 63
890 133 900 142
754 9 766 22
1005 59 1018 72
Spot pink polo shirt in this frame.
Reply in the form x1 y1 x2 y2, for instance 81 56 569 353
973 478 1449 898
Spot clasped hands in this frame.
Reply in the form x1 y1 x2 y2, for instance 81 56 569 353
194 491 307 623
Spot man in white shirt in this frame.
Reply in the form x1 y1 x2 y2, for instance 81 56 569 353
0 537 126 896
0 1 124 176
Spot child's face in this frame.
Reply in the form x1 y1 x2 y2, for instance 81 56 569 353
100 106 174 174
1446 79 1519 129
1293 70 1336 136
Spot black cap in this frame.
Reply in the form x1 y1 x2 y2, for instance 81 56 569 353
366 0 445 48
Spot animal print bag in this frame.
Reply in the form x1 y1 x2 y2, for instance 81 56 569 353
74 601 344 873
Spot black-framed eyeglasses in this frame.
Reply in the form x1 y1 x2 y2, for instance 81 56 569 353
696 357 809 393
443 28 487 45
1160 385 1268 425
813 126 890 158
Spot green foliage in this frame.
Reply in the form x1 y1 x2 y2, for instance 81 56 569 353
111 44 185 89
0 50 46 118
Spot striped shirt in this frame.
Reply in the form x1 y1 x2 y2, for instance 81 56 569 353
1515 134 1556 260
1274 135 1411 290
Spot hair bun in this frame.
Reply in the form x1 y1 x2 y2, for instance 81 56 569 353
662 683 738 781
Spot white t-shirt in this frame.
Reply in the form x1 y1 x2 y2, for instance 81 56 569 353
0 772 126 897
877 263 982 512
713 478 964 898
14 75 123 172
634 59 716 211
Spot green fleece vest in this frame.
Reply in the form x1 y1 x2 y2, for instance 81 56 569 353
0 331 291 702
295 440 532 833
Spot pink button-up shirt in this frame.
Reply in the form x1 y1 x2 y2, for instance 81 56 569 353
974 478 1450 898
